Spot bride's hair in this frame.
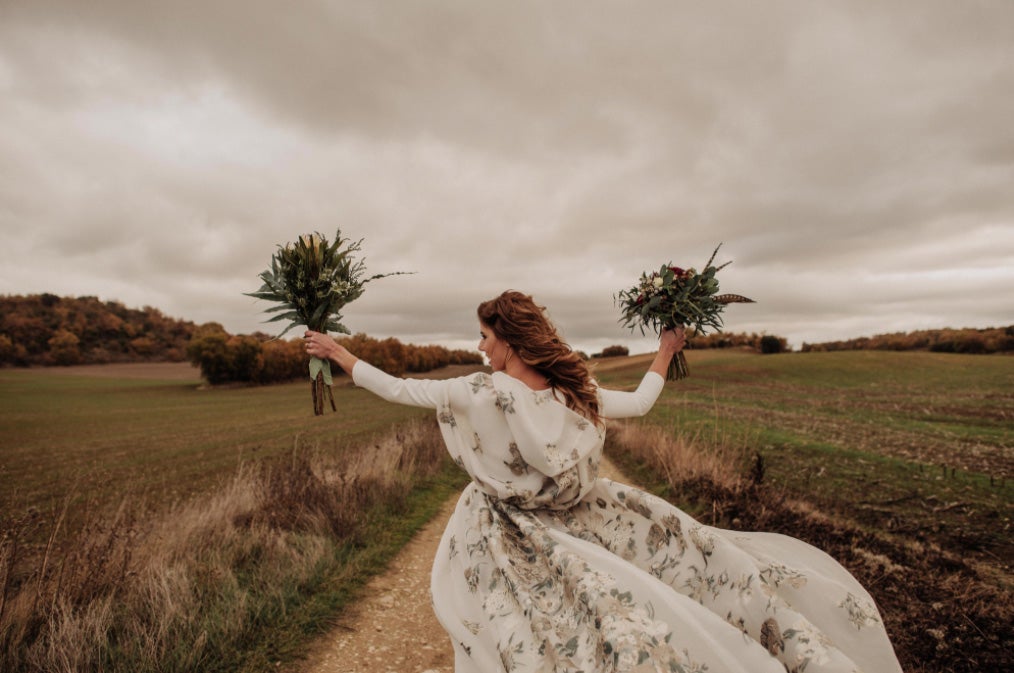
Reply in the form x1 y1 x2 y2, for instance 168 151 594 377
477 290 601 426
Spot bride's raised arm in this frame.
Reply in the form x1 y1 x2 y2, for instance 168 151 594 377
303 329 464 410
599 326 686 419
647 327 686 379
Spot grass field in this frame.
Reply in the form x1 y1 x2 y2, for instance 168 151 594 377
0 365 438 526
3 351 1010 558
1 350 1011 672
0 364 473 673
594 348 1013 568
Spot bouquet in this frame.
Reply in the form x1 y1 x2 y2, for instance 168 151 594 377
247 230 408 415
615 244 754 380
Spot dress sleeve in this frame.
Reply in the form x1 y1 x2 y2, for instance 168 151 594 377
351 360 451 409
598 372 665 418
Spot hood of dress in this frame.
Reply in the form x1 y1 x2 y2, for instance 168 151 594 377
490 372 604 477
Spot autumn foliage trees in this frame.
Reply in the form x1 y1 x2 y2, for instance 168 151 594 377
184 326 482 385
2 294 1010 380
0 294 195 366
665 327 1012 355
591 333 790 358
800 326 1014 354
0 294 482 384
688 331 790 354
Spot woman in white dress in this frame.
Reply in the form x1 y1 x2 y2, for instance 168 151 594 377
304 290 903 673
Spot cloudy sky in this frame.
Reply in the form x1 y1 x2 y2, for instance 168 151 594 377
1 1 1012 354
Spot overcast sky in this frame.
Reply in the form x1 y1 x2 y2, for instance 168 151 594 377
1 1 1012 354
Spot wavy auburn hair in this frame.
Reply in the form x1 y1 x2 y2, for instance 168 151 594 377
477 290 601 426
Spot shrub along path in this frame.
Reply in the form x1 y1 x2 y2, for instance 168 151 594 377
288 457 631 673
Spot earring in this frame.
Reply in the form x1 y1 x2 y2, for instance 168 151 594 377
505 348 514 365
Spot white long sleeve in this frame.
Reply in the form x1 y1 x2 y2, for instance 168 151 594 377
353 359 664 419
351 360 452 409
598 372 665 419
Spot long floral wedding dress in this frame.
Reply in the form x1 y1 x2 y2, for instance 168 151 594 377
351 361 904 673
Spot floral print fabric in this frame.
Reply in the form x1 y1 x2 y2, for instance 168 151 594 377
351 362 903 673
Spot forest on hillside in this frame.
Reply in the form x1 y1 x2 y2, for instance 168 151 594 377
0 294 483 383
0 294 195 366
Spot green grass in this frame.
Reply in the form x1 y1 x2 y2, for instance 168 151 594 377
4 351 1010 559
596 349 1014 561
0 369 431 520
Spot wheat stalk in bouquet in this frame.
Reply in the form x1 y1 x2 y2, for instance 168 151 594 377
247 230 408 415
616 243 754 380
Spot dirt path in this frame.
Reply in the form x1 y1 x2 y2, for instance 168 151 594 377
290 457 630 673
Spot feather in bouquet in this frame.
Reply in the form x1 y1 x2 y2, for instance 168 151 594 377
246 229 408 415
615 243 754 380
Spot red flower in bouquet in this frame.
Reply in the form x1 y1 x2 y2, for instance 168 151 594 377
616 244 754 380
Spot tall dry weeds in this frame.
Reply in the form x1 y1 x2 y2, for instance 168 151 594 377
606 419 759 527
0 419 448 673
609 420 747 493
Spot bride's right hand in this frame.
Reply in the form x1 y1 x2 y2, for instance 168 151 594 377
304 330 360 375
304 330 337 360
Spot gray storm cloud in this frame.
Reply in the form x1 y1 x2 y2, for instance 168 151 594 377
0 0 1011 353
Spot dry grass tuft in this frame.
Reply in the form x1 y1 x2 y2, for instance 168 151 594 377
0 419 447 673
609 420 747 494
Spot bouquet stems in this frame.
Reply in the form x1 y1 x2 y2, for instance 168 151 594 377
310 371 336 415
663 322 690 381
667 350 689 381
309 355 336 416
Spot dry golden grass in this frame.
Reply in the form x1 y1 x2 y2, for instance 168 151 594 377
0 419 450 673
609 420 747 494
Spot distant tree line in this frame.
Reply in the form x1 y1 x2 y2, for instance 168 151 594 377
0 293 196 366
593 327 1013 357
7 292 1005 377
590 331 790 358
592 345 630 358
0 294 483 383
801 326 1014 354
185 324 483 385
689 331 789 354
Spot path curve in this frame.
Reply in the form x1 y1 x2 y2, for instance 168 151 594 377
290 457 630 673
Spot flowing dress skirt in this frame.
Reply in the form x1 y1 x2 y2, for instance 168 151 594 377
431 478 903 673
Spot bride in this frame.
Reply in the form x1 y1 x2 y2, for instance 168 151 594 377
304 290 903 673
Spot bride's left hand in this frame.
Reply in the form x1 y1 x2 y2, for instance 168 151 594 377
660 327 687 353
